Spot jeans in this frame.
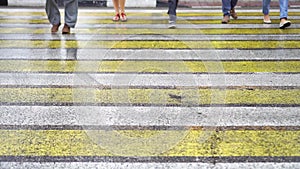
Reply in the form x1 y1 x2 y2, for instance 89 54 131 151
222 0 239 16
168 0 178 16
46 0 78 27
262 0 289 19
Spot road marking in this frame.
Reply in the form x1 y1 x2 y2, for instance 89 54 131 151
2 23 300 29
1 162 300 168
1 28 300 35
1 40 300 49
0 106 299 126
0 87 299 106
1 73 299 87
0 27 300 34
0 60 299 73
1 49 299 60
0 129 298 156
1 11 300 16
2 34 300 41
0 18 299 24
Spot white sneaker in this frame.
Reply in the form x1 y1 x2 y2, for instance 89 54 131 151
263 19 272 24
168 21 176 29
279 20 291 29
168 14 176 29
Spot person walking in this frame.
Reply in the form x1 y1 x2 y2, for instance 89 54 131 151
112 0 127 21
46 0 78 34
221 0 238 24
168 0 178 29
262 0 291 29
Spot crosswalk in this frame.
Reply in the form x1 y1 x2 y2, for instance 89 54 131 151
0 7 299 168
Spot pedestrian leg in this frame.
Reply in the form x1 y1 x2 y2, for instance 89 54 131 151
62 0 78 33
279 0 291 28
167 0 178 28
262 0 272 23
45 0 61 32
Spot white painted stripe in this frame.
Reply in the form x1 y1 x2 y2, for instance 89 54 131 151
0 106 299 126
0 49 299 60
1 23 300 29
1 73 299 87
1 162 300 169
2 15 300 20
107 0 156 7
8 0 45 7
1 8 300 13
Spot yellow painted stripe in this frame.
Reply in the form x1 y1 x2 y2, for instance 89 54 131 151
1 12 300 17
1 60 299 73
1 40 300 49
0 88 299 105
1 19 299 24
0 130 298 156
1 28 300 35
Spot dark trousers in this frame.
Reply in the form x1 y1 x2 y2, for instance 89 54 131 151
168 0 178 16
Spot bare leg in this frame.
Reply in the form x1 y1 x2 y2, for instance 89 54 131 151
119 0 127 21
119 0 126 13
112 0 120 21
112 0 120 14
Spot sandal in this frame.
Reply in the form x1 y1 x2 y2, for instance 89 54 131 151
113 14 120 21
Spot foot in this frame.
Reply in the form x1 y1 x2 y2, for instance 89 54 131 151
113 13 120 21
120 13 127 22
51 23 61 33
168 20 176 29
62 24 70 34
221 15 230 24
263 14 271 24
168 14 176 29
279 18 291 29
230 8 238 19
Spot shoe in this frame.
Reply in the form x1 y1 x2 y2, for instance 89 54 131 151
279 20 291 29
263 19 272 24
263 14 271 24
113 14 120 21
168 20 176 29
221 15 230 24
168 14 176 28
51 23 61 33
62 24 70 34
230 8 238 19
120 13 127 22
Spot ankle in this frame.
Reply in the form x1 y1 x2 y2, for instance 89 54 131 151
280 17 287 22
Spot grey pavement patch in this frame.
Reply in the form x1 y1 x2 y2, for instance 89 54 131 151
2 34 300 41
0 106 299 126
1 73 299 87
1 49 300 60
0 162 300 169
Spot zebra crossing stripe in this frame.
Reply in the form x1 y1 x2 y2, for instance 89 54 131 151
0 87 299 106
1 40 300 49
1 28 300 34
0 60 299 73
0 18 299 24
1 11 300 17
0 129 298 157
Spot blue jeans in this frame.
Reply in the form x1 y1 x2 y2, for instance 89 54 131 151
222 0 238 16
262 0 289 19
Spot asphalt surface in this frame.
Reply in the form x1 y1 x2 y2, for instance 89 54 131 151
0 7 299 169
